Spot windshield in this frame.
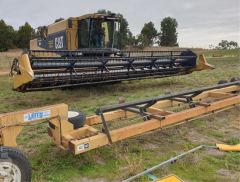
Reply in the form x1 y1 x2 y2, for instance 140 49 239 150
90 19 120 48
78 18 120 49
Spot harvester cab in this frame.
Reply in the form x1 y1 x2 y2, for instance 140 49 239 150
31 13 121 51
9 13 214 92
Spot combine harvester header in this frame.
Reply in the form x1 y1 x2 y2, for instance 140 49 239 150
10 50 213 92
9 13 214 92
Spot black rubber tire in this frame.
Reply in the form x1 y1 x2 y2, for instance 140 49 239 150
218 80 228 84
0 147 31 182
230 77 240 82
68 111 86 129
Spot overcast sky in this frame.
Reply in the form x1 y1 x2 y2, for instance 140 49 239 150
0 0 239 48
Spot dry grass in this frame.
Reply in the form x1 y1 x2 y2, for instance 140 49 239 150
0 49 21 72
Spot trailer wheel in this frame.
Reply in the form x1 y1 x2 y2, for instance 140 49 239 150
0 147 31 182
68 111 86 129
218 80 228 84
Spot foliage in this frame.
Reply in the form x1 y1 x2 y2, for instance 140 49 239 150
0 20 16 51
54 18 64 23
15 22 35 49
97 9 133 49
127 33 139 47
138 22 158 47
0 21 35 50
216 40 239 50
159 17 178 46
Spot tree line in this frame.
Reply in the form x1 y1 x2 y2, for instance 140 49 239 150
0 20 35 51
209 40 239 50
0 9 179 51
0 10 238 51
97 10 178 49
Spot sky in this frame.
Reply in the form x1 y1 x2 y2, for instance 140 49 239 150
0 0 239 48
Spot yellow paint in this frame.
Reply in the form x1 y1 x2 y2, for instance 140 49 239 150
217 144 240 152
0 84 239 155
13 54 34 89
190 54 215 72
102 22 109 47
157 175 183 182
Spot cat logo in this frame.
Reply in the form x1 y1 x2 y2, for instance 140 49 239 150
55 36 64 49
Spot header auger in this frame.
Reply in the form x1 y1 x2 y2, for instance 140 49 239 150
9 13 214 92
10 49 213 92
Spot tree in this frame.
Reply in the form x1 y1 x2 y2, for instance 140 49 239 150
16 22 35 49
217 40 239 49
139 22 158 47
127 32 139 47
229 41 239 49
54 18 64 23
0 20 16 51
160 17 178 46
218 40 229 49
97 9 133 49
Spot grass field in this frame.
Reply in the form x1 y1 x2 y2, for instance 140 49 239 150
0 49 239 182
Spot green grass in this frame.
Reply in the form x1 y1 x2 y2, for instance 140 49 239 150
196 48 240 58
0 50 239 181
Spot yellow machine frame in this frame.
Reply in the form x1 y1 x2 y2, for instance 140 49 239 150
0 82 239 155
30 13 115 50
